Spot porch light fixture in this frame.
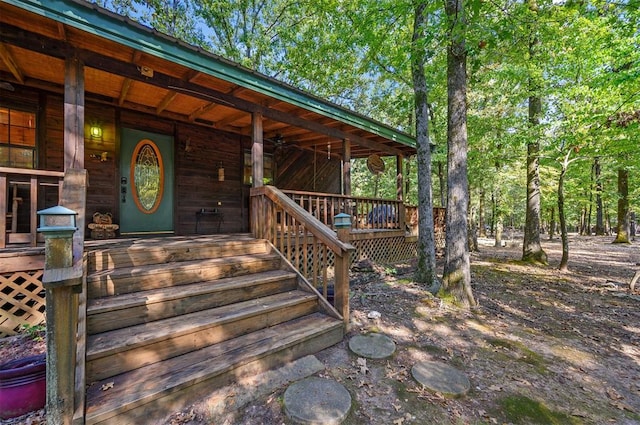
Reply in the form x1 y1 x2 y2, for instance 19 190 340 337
37 205 78 269
334 213 351 229
217 161 224 182
90 122 103 140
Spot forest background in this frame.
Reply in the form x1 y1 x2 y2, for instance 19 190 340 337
94 0 639 262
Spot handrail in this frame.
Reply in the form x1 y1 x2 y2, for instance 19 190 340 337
281 189 406 231
0 167 66 177
0 167 65 248
251 185 354 326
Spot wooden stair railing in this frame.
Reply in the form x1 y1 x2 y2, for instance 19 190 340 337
251 185 354 326
281 189 406 232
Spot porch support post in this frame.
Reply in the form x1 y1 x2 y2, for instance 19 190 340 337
335 226 352 328
64 57 85 171
397 155 406 232
396 155 404 201
342 138 351 197
251 111 264 188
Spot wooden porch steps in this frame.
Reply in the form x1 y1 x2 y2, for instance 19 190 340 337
83 236 344 425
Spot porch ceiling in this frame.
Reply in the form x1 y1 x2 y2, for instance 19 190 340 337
0 0 417 159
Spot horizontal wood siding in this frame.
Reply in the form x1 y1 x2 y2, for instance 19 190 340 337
174 123 248 234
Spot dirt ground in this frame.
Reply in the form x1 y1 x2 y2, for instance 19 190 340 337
212 234 640 425
3 234 640 425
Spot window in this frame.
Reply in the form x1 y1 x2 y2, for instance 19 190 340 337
0 107 36 169
243 151 274 185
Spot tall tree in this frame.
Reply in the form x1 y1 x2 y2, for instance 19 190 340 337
412 1 439 291
442 0 475 306
613 168 630 244
522 0 547 264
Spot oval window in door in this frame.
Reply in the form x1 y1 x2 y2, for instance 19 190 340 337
131 139 164 214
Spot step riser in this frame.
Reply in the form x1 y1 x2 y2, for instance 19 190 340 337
86 299 318 382
86 324 344 425
87 240 269 273
87 257 282 298
87 276 298 335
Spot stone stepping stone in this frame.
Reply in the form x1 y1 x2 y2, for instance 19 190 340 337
283 377 351 425
411 361 470 397
348 333 396 359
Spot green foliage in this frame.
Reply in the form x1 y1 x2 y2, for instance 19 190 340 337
498 394 583 424
19 323 45 341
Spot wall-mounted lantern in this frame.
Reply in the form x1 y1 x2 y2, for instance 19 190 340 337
89 122 103 140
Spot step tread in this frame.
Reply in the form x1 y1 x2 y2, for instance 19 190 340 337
85 313 343 423
86 236 268 272
86 290 317 360
87 269 297 315
87 252 280 282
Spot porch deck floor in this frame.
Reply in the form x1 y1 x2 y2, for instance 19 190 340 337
0 234 255 261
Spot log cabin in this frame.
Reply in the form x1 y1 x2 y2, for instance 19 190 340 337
0 1 429 423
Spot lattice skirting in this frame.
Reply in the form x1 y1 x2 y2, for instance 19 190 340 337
350 236 418 264
0 270 45 337
281 235 421 283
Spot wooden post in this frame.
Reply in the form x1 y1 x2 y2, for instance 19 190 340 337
396 155 405 232
335 225 352 328
342 138 351 197
0 173 6 249
64 57 85 171
40 213 82 425
60 169 87 267
251 112 263 188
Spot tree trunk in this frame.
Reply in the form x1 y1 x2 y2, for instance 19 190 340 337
558 165 569 271
468 205 478 252
437 161 446 207
522 141 547 264
522 1 547 265
613 168 630 244
594 157 605 235
479 190 487 237
442 0 475 308
412 2 439 291
579 206 586 235
548 207 555 240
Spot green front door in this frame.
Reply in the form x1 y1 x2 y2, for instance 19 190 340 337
119 128 174 235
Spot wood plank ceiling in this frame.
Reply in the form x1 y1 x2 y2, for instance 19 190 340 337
0 1 416 159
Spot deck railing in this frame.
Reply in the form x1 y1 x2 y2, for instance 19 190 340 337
281 189 406 232
0 167 64 248
251 185 354 326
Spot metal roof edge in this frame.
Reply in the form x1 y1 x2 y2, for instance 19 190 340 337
3 0 416 149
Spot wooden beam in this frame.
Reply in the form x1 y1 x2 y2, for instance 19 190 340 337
0 42 24 83
185 70 201 82
156 90 177 114
216 110 248 127
252 112 263 188
64 56 84 170
56 22 67 41
188 101 218 122
118 78 132 106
